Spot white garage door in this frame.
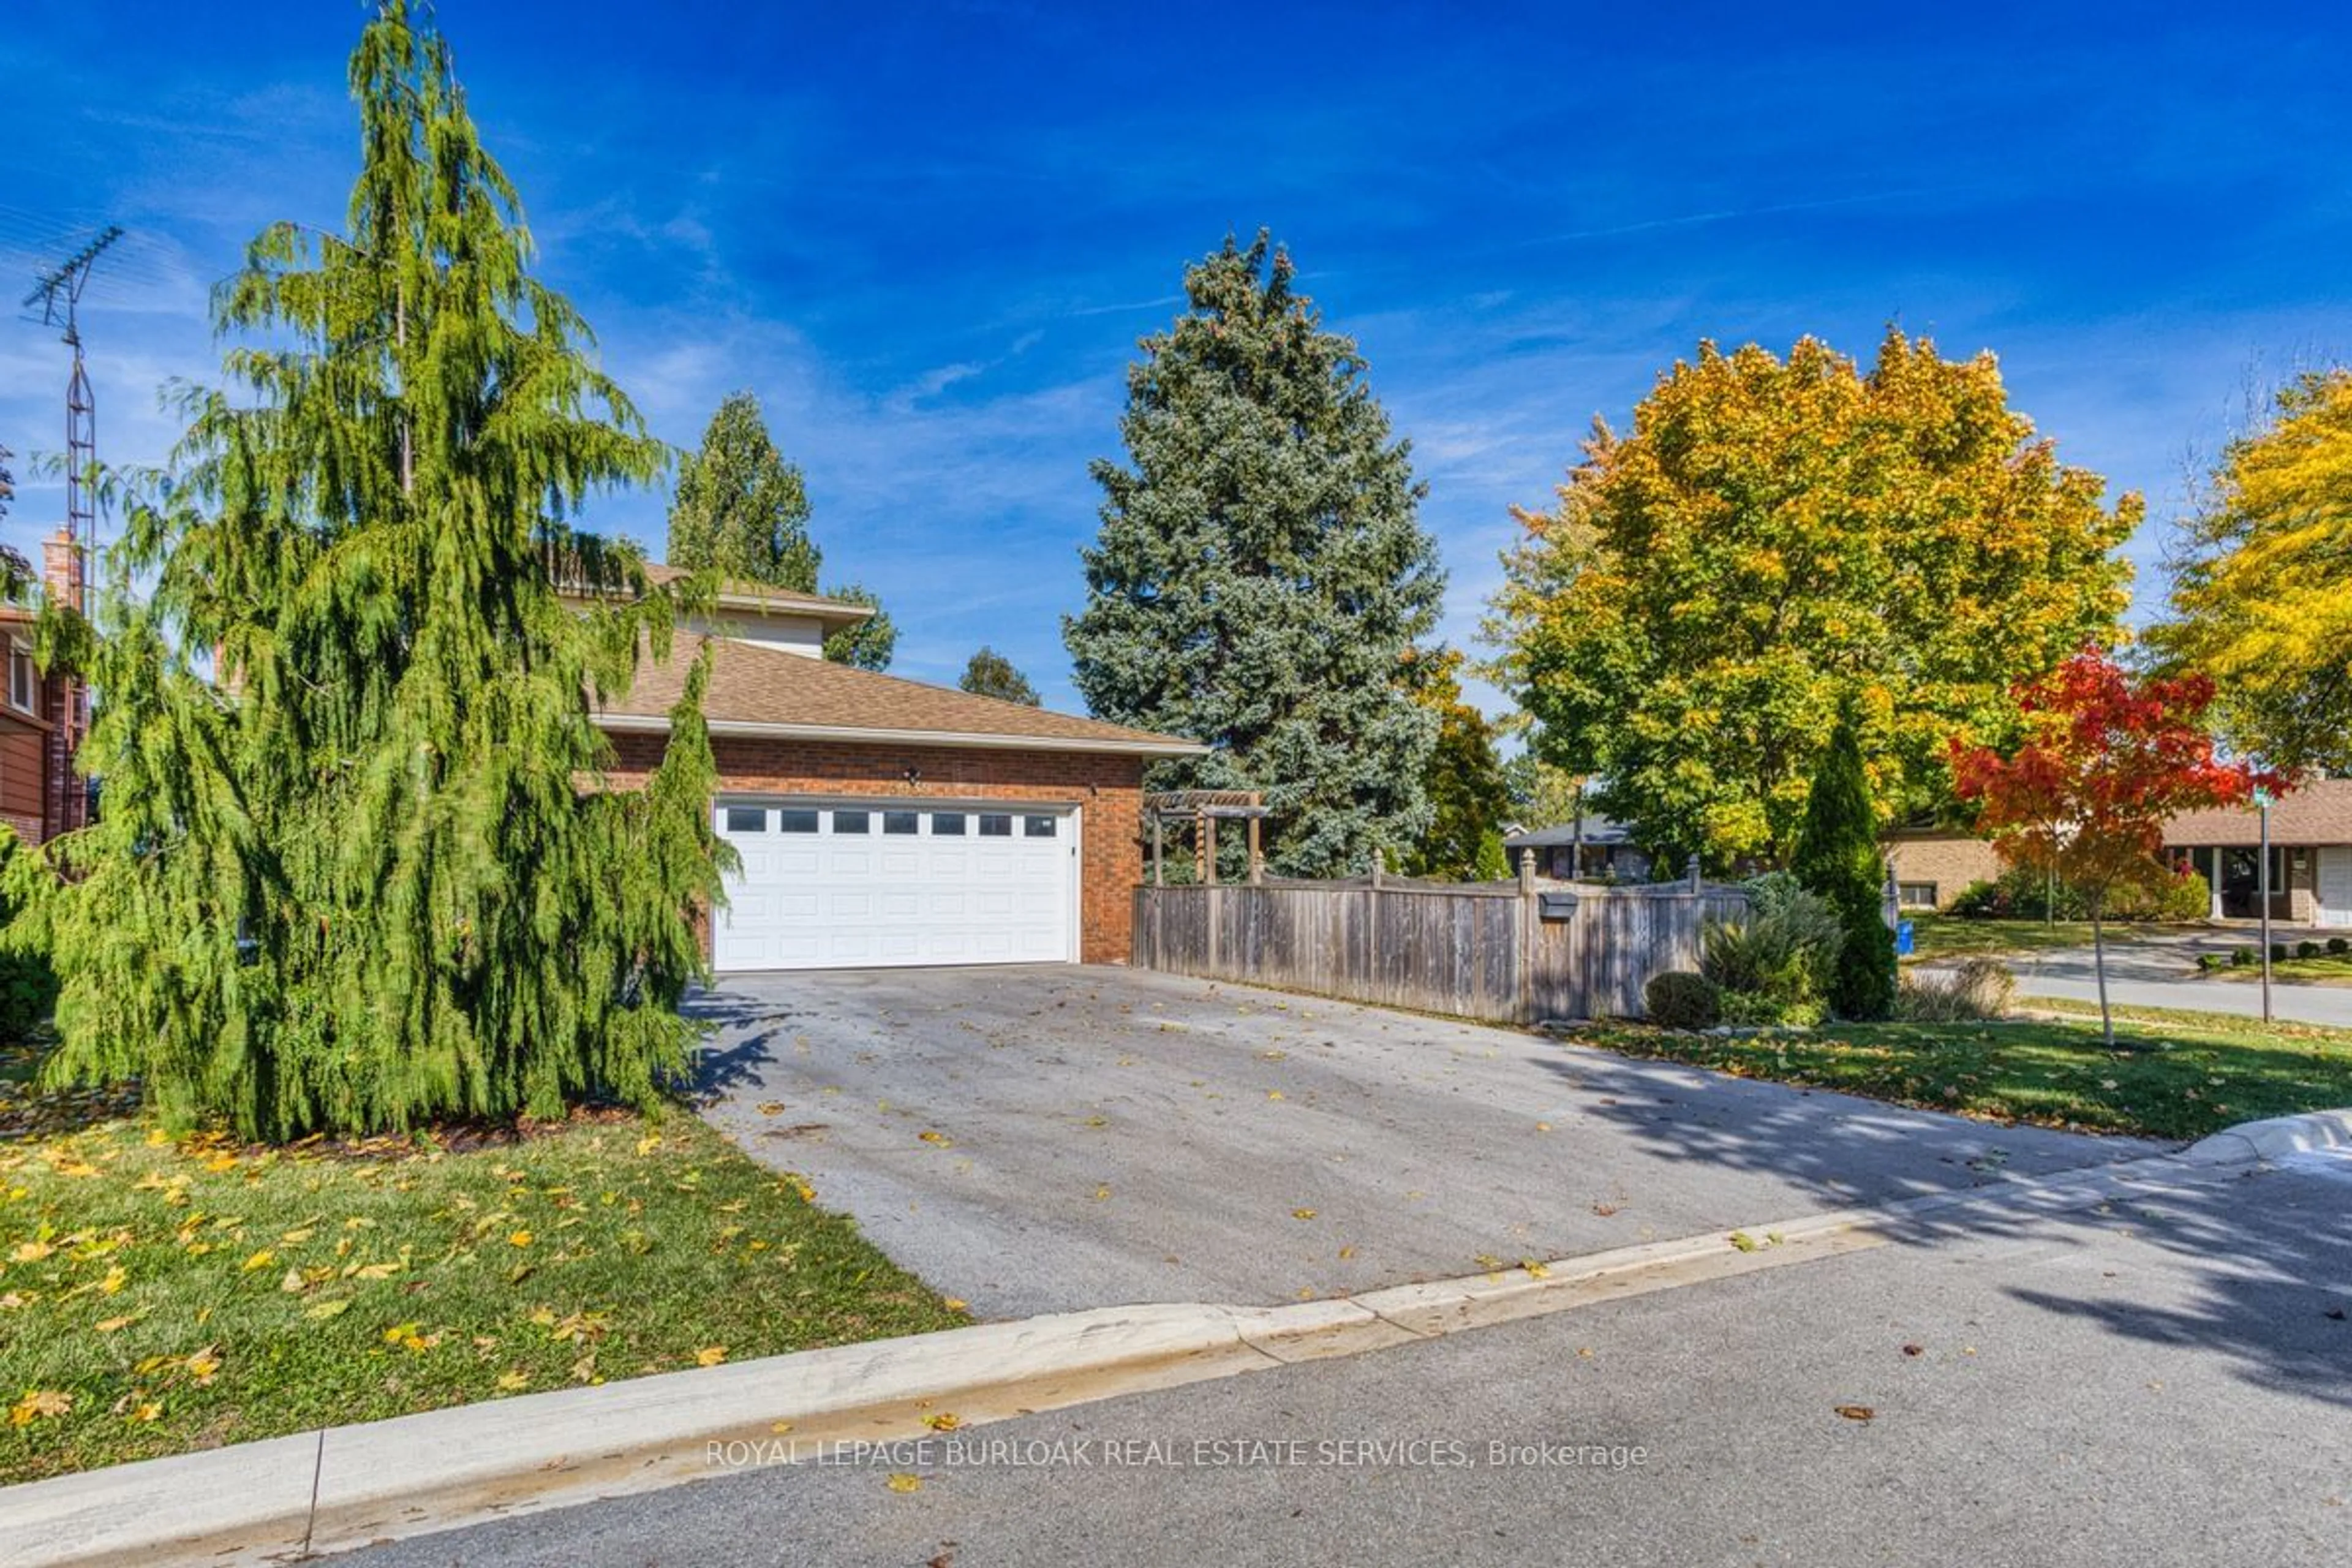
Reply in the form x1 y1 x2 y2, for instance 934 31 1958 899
2319 846 2352 929
712 801 1077 971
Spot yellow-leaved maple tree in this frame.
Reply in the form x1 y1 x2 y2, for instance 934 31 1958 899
2156 369 2352 772
1490 330 2134 868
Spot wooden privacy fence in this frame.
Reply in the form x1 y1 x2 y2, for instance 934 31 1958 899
1131 859 1749 1024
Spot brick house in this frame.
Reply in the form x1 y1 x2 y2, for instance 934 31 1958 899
589 571 1200 969
1882 829 2004 910
2163 778 2352 927
0 530 92 846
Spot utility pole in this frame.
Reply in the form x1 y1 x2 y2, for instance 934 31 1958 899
2255 785 2275 1025
23 224 123 615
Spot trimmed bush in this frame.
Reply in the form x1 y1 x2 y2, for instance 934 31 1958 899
1645 970 1722 1030
2330 938 2350 956
2297 940 2323 960
2271 943 2291 963
2196 952 2225 973
2231 945 2255 967
1947 879 2006 919
2150 869 2212 922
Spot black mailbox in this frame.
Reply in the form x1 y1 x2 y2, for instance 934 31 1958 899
1537 890 1579 922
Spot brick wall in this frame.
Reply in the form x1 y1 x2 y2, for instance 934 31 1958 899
1883 832 2003 908
603 731 1148 963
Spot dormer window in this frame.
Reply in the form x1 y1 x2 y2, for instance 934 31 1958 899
6 643 34 715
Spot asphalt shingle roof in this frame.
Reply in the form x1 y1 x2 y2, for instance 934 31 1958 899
596 631 1200 753
2163 778 2352 846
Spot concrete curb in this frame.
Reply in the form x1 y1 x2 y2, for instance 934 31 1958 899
2182 1107 2352 1166
5 1140 2280 1567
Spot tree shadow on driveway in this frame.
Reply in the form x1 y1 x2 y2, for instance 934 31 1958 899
1532 1038 2352 1409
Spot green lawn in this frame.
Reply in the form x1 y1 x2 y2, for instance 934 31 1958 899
1558 1011 2352 1142
0 1096 964 1485
1903 913 2186 959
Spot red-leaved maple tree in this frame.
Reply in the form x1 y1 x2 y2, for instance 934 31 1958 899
1952 648 2267 1044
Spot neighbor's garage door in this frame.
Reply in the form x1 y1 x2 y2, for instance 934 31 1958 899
712 801 1077 970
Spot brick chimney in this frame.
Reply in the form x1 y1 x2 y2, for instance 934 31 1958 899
40 528 81 611
37 527 86 839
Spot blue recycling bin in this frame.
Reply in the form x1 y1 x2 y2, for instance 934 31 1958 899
1895 919 1915 957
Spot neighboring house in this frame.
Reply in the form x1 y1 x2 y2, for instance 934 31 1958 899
0 530 91 846
1882 829 2003 911
2164 778 2352 927
584 568 1202 970
1502 818 1653 882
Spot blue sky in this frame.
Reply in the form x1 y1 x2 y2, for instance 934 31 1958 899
3 1 2346 715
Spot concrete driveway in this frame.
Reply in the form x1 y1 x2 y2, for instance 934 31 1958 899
693 966 2164 1318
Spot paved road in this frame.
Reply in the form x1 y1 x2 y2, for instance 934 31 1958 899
690 967 2160 1318
342 1147 2352 1568
1962 930 2352 1027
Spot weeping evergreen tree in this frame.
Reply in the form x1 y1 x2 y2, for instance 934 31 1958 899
1790 703 1897 1020
6 1 728 1139
1066 232 1444 876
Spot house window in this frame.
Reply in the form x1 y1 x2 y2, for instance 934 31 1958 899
1024 815 1057 838
931 812 967 836
7 646 33 714
1897 882 1937 909
832 810 870 834
883 811 920 835
777 809 820 834
724 807 766 834
978 813 1012 837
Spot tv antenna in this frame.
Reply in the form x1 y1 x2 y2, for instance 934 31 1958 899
23 223 123 612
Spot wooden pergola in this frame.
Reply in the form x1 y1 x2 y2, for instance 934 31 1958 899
1144 790 1272 886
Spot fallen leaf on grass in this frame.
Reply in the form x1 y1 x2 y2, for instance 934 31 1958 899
508 1230 533 1248
941 1298 968 1313
695 1346 728 1367
303 1298 353 1321
496 1371 529 1392
9 1390 72 1425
